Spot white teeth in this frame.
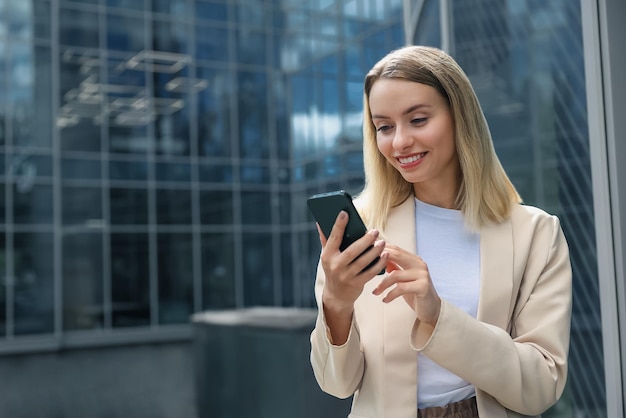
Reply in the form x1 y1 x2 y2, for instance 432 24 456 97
398 153 424 164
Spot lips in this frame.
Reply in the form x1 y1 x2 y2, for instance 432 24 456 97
397 152 426 165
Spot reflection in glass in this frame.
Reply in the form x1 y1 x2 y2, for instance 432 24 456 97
240 164 270 184
0 233 5 335
14 232 54 335
62 186 103 226
197 67 233 157
201 233 236 309
11 44 52 148
13 183 54 225
156 188 192 225
109 159 148 181
238 70 269 159
110 187 148 225
155 161 191 182
157 233 193 324
62 157 101 180
154 70 191 156
106 13 146 52
241 191 271 225
199 190 233 225
63 232 104 330
111 233 150 327
59 7 99 48
242 232 273 306
198 161 233 183
152 19 190 55
280 232 293 306
195 2 229 23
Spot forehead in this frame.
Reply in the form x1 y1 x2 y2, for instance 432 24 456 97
368 79 446 112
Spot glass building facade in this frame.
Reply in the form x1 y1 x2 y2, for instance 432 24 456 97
1 0 623 416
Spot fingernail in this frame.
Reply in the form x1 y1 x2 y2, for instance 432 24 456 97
338 211 347 220
369 229 379 237
374 239 385 248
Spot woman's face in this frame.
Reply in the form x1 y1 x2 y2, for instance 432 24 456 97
369 78 460 204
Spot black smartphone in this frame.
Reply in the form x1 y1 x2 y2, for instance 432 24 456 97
307 190 385 275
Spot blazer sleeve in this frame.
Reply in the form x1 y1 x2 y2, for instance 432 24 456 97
310 260 365 399
411 214 572 416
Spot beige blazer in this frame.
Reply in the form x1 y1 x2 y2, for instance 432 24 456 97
310 196 572 417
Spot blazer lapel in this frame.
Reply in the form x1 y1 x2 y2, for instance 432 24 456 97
477 217 514 331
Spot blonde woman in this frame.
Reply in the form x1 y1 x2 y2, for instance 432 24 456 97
310 46 572 418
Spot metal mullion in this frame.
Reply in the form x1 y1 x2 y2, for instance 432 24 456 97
5 37 14 338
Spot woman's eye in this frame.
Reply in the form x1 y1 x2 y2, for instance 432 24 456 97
376 125 391 133
411 117 427 124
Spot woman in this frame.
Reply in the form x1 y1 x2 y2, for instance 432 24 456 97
309 45 572 418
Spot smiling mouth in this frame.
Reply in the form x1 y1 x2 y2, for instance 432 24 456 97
397 153 426 164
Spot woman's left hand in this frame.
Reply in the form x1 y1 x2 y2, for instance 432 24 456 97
372 244 441 327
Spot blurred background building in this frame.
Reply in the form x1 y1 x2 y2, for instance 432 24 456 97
0 0 624 417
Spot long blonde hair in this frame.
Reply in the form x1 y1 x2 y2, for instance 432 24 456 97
358 46 521 232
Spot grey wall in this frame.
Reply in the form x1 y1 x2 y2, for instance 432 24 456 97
0 342 196 418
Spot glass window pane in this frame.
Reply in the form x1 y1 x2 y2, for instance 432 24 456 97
10 44 52 148
106 13 146 53
109 159 149 181
201 232 235 309
0 184 5 223
59 7 99 48
111 233 150 327
59 49 102 152
155 161 191 182
152 20 190 54
156 188 192 224
106 0 144 11
238 70 269 159
242 232 274 306
14 232 54 335
110 187 148 225
241 191 271 225
62 157 102 180
158 233 193 324
63 232 104 330
62 186 102 226
195 25 230 62
280 232 293 306
14 183 54 225
240 164 270 184
197 67 233 158
198 161 233 183
0 232 5 336
199 190 233 224
195 2 229 24
154 71 190 157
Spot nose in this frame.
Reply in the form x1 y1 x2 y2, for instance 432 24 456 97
392 124 413 151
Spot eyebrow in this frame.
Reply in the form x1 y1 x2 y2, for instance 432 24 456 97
371 104 432 119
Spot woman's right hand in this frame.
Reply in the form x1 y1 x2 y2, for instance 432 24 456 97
318 211 387 343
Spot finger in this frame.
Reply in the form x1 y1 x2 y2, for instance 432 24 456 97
316 223 327 247
349 239 386 277
372 270 417 295
325 211 348 252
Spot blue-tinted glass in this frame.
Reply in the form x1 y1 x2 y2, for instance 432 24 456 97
242 232 274 306
201 232 236 309
200 190 233 224
154 71 191 156
14 232 54 335
235 27 267 66
62 157 102 180
106 0 143 10
63 232 104 330
278 191 290 225
109 159 149 181
153 0 191 17
59 7 99 48
156 188 192 224
0 232 5 335
241 191 271 224
157 233 193 324
0 44 5 147
195 1 229 22
33 0 51 39
9 153 53 181
0 184 5 223
62 186 102 225
111 233 150 327
237 71 270 159
13 183 53 225
197 67 233 157
10 44 52 148
110 187 148 225
412 0 441 47
107 13 145 52
7 1 33 39
198 161 233 182
195 26 230 62
153 19 190 54
240 164 270 184
280 232 293 306
155 161 191 182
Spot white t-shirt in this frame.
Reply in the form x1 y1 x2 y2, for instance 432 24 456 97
414 198 480 408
